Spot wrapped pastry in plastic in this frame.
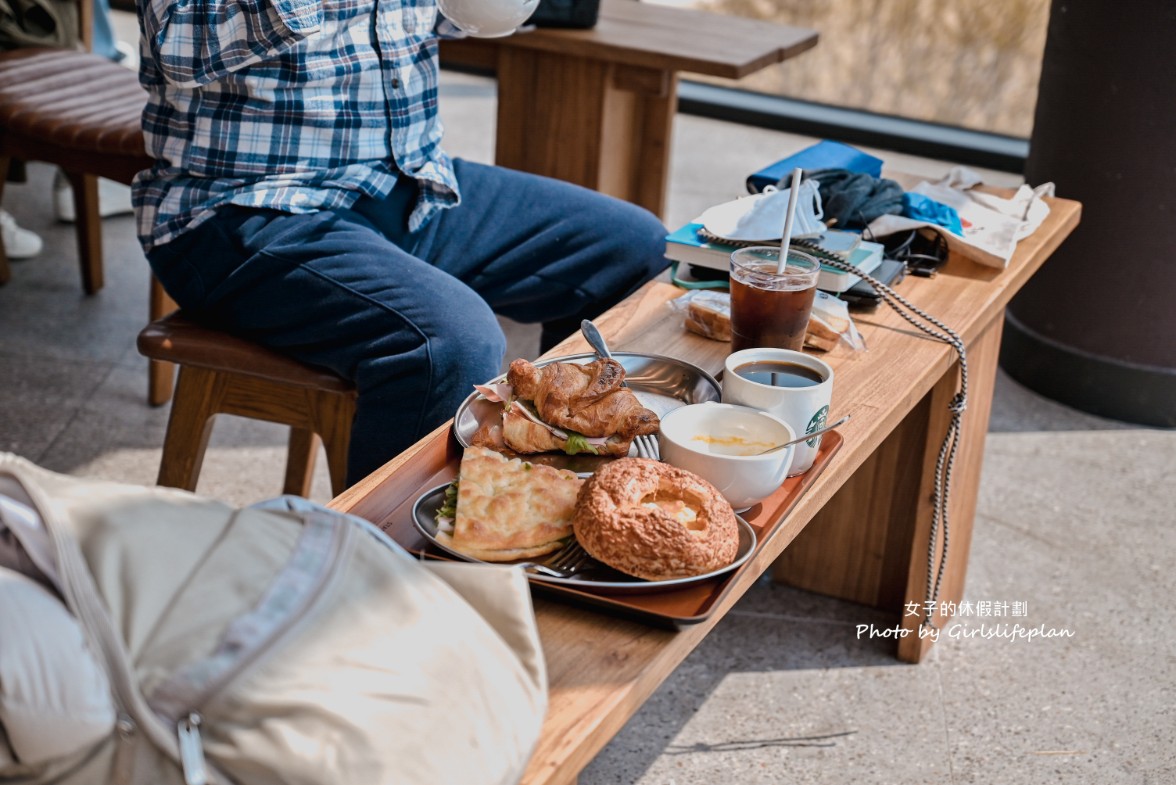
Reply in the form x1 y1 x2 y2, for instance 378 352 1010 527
670 289 865 352
806 291 866 352
676 290 732 342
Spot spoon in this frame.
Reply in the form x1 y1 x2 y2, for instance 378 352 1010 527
756 413 851 455
582 319 663 459
580 319 614 362
581 318 630 389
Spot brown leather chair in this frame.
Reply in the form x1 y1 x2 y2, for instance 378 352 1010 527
137 311 358 497
0 44 177 405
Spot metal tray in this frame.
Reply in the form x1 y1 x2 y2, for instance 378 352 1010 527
372 431 843 627
452 352 721 472
412 482 756 596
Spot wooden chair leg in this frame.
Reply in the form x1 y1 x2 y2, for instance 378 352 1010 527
149 360 177 408
67 172 104 295
0 156 10 287
157 366 222 491
150 276 178 319
314 391 356 497
283 427 321 497
148 275 178 406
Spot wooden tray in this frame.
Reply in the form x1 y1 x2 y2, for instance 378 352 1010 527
369 429 843 629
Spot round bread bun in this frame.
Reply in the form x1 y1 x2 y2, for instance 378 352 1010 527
573 458 739 581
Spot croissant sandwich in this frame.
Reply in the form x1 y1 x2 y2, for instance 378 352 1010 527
473 358 659 456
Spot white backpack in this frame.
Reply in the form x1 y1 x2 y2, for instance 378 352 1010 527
0 453 547 785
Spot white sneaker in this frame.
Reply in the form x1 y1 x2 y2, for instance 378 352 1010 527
53 171 135 223
0 209 43 259
115 41 139 71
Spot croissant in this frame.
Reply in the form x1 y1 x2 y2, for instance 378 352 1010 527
506 358 659 441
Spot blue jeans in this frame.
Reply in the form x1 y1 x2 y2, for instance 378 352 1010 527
147 160 668 484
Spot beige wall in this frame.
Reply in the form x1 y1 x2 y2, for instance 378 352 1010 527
646 0 1049 138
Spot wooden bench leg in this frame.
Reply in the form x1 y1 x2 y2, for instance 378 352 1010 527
772 311 1005 663
157 366 221 491
67 172 104 295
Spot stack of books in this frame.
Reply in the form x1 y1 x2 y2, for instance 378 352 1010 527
665 223 884 293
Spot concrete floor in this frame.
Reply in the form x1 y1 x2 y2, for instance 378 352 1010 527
1 50 1173 785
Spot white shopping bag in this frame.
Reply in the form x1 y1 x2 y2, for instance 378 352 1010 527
867 166 1055 269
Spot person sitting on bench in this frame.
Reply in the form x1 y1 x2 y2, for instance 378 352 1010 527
133 0 669 486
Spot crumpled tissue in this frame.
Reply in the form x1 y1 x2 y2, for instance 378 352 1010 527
698 179 826 242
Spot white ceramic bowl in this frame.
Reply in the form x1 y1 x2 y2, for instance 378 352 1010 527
437 0 539 37
657 402 796 510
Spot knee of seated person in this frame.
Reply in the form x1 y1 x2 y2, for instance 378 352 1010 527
428 311 506 377
598 203 669 279
358 302 504 390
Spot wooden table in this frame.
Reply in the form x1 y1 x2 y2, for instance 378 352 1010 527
331 193 1080 784
440 0 818 218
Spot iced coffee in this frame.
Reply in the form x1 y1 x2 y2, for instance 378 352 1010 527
729 247 820 352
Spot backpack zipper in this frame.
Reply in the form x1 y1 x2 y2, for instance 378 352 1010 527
3 469 203 777
177 712 208 785
153 513 353 756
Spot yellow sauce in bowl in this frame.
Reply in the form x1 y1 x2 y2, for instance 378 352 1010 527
691 434 776 457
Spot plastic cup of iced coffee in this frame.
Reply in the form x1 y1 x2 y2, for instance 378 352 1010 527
729 247 821 352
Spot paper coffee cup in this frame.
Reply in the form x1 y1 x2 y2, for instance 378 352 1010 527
721 348 834 475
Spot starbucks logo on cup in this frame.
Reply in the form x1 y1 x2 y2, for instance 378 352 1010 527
805 405 829 447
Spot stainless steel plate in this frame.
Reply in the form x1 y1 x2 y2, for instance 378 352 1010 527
452 352 721 473
412 483 755 595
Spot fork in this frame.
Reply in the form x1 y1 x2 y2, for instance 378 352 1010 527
634 434 660 461
519 541 593 578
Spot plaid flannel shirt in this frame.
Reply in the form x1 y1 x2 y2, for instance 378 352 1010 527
133 0 463 251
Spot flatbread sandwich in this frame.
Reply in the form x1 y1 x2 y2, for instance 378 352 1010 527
434 446 584 561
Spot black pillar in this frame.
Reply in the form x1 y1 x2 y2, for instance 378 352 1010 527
1001 0 1176 427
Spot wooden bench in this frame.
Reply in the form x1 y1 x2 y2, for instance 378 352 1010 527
441 0 818 218
333 191 1082 784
